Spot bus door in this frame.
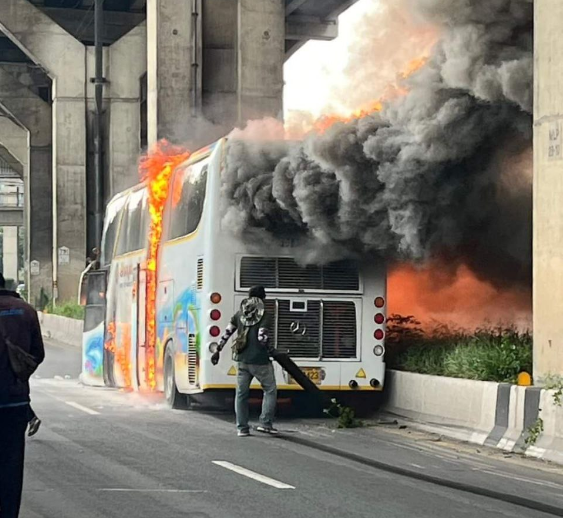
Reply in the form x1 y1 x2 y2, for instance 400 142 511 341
135 264 148 390
81 270 107 387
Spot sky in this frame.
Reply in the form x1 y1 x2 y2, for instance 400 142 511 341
283 0 377 118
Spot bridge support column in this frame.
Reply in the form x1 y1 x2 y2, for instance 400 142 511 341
147 0 284 146
107 23 147 196
0 0 87 302
237 0 284 123
534 0 563 379
0 70 52 306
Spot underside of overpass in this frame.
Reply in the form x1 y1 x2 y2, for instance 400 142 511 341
0 0 358 304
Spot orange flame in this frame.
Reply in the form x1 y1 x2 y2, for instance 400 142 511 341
104 321 132 388
309 55 429 135
388 262 532 331
140 140 191 390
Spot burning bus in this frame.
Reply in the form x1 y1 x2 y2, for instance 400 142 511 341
81 138 386 408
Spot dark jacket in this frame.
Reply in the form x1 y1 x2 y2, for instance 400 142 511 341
231 311 272 365
0 290 45 407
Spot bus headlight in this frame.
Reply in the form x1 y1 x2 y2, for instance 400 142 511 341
373 345 385 356
209 342 219 353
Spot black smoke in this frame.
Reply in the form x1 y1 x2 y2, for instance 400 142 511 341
221 0 533 288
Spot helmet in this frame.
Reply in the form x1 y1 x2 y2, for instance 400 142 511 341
240 297 265 327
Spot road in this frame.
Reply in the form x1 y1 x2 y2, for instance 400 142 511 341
21 341 563 518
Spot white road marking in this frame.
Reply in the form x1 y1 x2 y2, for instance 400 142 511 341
65 401 100 415
212 461 295 489
98 489 207 493
478 469 563 490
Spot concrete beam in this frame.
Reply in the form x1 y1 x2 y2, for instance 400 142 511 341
0 208 23 226
0 145 23 177
0 0 87 302
285 17 338 41
0 116 27 169
285 0 308 16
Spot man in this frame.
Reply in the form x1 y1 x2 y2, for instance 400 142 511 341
212 285 277 437
0 273 45 518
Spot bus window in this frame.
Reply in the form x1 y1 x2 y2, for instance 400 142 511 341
115 189 146 256
126 190 144 252
169 163 208 240
101 196 127 266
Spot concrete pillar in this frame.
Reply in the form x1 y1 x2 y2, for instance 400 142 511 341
237 0 284 123
0 0 87 302
147 0 197 145
534 0 563 380
107 22 147 195
148 0 284 146
0 68 52 305
2 226 18 285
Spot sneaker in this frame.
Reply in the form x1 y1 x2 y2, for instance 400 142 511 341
28 417 41 437
256 425 279 435
237 429 251 437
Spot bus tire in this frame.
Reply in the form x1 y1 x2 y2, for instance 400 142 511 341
164 350 190 410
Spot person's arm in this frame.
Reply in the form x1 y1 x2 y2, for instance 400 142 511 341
30 310 45 365
211 314 237 365
217 315 238 353
258 315 275 355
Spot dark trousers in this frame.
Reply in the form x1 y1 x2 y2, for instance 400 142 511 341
0 405 28 518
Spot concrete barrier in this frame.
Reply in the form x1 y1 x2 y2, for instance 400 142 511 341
527 389 563 464
38 312 83 348
385 370 499 444
384 370 562 463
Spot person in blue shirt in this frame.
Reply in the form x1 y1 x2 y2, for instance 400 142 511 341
0 273 45 518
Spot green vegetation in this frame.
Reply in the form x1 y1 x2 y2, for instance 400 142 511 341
386 315 532 384
44 300 85 320
325 399 364 428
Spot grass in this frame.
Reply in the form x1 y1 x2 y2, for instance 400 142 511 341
386 315 532 384
44 300 85 320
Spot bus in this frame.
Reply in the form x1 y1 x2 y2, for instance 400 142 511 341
81 138 387 408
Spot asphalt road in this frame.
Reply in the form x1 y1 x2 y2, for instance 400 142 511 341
20 341 563 518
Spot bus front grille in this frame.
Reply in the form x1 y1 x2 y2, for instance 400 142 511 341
264 299 357 359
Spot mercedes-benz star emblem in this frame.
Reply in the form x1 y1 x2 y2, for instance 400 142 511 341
290 321 307 336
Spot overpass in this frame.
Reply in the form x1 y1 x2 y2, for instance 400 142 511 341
0 0 358 304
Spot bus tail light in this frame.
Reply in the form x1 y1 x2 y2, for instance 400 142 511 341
209 342 219 353
374 329 384 340
210 292 222 304
374 297 385 308
374 313 385 324
209 326 220 337
210 309 221 321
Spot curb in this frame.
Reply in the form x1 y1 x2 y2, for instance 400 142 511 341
278 434 563 517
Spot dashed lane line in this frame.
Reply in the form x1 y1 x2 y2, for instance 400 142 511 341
64 401 100 415
212 461 295 489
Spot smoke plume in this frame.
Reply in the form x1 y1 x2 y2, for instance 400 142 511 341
222 0 533 289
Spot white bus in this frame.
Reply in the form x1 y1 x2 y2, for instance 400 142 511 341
82 138 387 408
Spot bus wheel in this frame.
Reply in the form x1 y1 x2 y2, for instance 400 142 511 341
164 351 190 410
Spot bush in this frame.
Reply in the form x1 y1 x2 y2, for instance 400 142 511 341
388 316 532 384
44 300 85 320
